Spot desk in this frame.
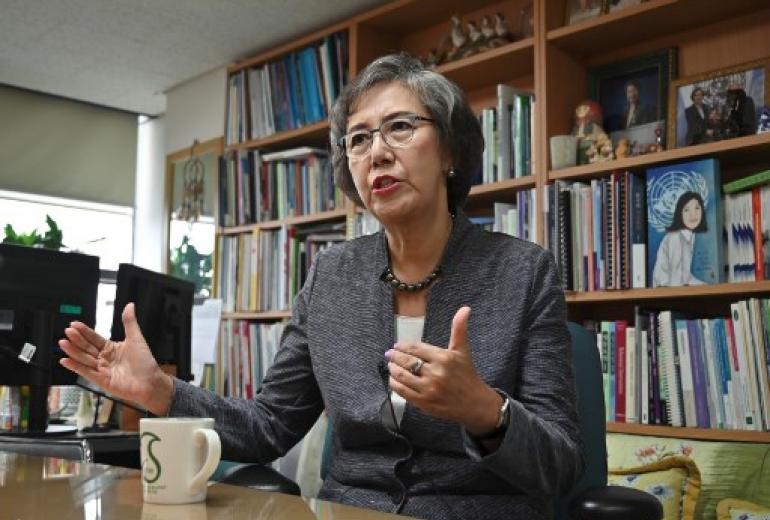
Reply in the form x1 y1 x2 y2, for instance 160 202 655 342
0 452 413 520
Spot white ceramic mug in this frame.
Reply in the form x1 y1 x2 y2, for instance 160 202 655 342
139 417 221 504
549 134 578 170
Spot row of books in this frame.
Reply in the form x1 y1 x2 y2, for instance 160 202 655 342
217 320 286 398
225 31 348 145
585 298 770 431
478 85 534 184
218 147 347 227
547 158 726 292
0 386 31 432
723 169 770 282
216 221 346 312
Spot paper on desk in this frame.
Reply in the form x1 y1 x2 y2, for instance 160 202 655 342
191 298 222 385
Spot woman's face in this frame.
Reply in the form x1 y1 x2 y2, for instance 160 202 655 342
682 198 703 230
346 82 448 224
692 89 704 105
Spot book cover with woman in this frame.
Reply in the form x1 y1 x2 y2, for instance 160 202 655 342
646 158 723 286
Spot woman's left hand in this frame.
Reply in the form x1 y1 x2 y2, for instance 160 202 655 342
387 306 503 436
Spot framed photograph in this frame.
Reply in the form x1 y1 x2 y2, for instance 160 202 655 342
606 0 645 14
588 48 677 150
668 58 769 149
565 0 603 25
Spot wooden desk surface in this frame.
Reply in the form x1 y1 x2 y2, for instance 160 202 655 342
0 452 412 520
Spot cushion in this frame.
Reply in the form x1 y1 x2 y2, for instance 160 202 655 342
716 498 770 520
608 455 701 520
608 433 770 520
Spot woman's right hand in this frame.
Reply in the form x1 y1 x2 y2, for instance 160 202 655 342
58 302 174 416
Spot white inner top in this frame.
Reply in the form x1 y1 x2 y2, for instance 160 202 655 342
391 315 425 426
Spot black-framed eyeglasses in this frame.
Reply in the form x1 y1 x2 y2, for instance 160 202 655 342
337 115 435 158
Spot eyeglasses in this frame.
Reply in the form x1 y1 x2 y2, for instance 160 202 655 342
337 115 435 158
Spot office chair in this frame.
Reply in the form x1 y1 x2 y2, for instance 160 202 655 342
218 323 663 520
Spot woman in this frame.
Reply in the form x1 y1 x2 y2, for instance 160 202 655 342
652 191 708 287
59 53 582 520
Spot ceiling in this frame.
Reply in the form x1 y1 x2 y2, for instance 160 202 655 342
0 0 389 116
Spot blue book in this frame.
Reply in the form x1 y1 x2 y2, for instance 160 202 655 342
646 158 723 287
686 319 711 428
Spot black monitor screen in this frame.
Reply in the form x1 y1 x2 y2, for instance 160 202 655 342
111 264 194 382
0 243 99 386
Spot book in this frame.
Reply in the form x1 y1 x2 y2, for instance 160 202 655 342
722 168 770 194
647 158 723 287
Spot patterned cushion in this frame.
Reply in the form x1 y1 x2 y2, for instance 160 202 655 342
608 433 770 520
608 455 701 520
716 499 770 520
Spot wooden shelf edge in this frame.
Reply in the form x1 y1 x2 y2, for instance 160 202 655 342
436 38 535 76
565 280 770 303
607 422 770 443
217 208 349 236
469 176 537 197
222 311 292 320
546 0 676 41
549 133 770 181
225 120 330 152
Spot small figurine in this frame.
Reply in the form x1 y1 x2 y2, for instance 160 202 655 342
462 20 487 57
572 100 605 140
758 106 770 133
482 14 509 48
494 12 514 42
573 100 609 165
445 16 468 62
615 138 631 158
425 48 441 68
586 133 614 163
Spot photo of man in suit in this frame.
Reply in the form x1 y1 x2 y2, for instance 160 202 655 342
623 80 656 128
684 87 710 145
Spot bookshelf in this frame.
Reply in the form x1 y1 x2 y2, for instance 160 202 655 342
213 0 770 442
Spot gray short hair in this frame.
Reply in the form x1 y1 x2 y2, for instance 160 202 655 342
329 53 483 212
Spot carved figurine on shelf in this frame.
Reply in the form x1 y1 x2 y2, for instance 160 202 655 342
462 20 488 57
425 48 441 68
758 106 770 134
642 126 665 154
494 12 514 43
444 15 468 62
615 137 631 158
481 14 510 48
585 132 614 163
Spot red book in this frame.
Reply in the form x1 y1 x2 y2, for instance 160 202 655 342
615 320 627 422
752 187 764 280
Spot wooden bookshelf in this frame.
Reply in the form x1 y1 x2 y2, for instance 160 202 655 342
550 132 770 182
222 310 292 320
217 208 348 236
608 422 770 444
225 120 330 153
566 281 770 304
213 0 770 442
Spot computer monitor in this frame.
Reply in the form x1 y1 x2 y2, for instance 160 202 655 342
111 264 194 382
0 243 100 387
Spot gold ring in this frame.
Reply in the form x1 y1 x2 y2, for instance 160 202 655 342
409 358 424 376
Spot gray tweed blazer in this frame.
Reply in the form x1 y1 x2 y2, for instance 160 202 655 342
170 210 583 520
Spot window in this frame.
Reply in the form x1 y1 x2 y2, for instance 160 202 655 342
0 189 133 337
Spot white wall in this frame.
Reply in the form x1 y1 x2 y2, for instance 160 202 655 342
164 67 227 154
133 115 166 271
133 66 226 272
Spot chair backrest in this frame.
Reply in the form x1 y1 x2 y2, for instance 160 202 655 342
554 322 608 519
319 321 608 515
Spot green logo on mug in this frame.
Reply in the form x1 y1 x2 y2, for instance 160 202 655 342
141 432 162 484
